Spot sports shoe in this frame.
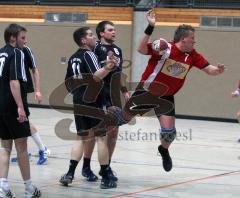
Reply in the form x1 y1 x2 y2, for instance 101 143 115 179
100 178 117 189
158 145 172 172
59 174 73 186
82 167 98 182
24 185 41 198
108 106 128 126
0 188 16 198
37 147 50 165
99 166 118 182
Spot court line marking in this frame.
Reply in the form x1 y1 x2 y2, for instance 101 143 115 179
110 171 240 198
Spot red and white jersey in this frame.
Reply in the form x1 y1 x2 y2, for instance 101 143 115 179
140 42 209 96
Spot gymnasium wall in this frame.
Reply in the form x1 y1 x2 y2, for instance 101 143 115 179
0 23 132 109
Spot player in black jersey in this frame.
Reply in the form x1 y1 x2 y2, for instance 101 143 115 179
23 46 50 165
81 21 130 182
11 46 50 165
0 24 41 198
59 26 117 189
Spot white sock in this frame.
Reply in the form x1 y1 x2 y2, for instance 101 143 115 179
0 178 9 191
31 132 45 151
24 179 34 191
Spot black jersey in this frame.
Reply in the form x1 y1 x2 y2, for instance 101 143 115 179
22 46 37 93
65 48 106 108
0 44 29 115
93 41 123 106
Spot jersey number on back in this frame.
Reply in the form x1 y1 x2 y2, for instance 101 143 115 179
0 56 6 77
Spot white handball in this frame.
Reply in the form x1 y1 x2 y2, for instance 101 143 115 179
151 38 169 55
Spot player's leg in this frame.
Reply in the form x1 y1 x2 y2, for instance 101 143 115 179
96 135 117 189
82 137 98 182
30 123 50 165
0 136 15 198
107 127 118 163
99 127 119 182
155 96 176 172
60 114 94 186
11 117 41 197
59 134 86 186
81 115 101 182
15 137 41 198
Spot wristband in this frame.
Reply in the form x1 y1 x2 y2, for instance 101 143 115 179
144 24 154 36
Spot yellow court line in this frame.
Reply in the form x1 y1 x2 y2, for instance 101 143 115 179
0 18 44 23
0 18 199 27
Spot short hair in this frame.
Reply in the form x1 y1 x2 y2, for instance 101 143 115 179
173 24 195 43
96 21 114 40
4 23 27 44
73 26 90 47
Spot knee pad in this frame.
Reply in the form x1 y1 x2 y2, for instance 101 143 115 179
160 127 176 143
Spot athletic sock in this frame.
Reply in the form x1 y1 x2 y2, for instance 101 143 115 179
31 132 45 151
67 160 79 177
100 165 109 178
83 158 90 169
24 179 33 191
158 145 168 155
0 178 9 191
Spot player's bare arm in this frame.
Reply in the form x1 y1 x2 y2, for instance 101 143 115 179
32 68 43 103
138 9 156 55
10 80 26 123
202 63 225 75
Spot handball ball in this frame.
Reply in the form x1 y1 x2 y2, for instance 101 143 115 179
152 38 168 55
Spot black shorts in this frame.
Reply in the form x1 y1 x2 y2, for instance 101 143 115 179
73 102 106 136
74 114 102 136
0 115 31 140
124 87 175 117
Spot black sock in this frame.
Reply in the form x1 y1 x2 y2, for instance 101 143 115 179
67 159 79 177
158 145 168 154
109 159 111 166
83 157 91 169
100 165 109 178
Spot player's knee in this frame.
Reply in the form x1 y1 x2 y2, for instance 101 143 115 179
107 128 118 138
160 127 176 144
0 147 12 153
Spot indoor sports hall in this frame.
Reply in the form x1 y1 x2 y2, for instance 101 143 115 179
0 1 240 197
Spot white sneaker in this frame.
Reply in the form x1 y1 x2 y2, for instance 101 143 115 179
0 188 16 198
24 186 41 198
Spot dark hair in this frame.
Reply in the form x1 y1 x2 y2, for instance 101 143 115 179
96 20 114 40
73 26 90 47
173 24 195 43
4 23 27 44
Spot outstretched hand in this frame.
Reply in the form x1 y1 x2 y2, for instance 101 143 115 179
231 91 239 97
217 63 225 74
146 9 156 26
